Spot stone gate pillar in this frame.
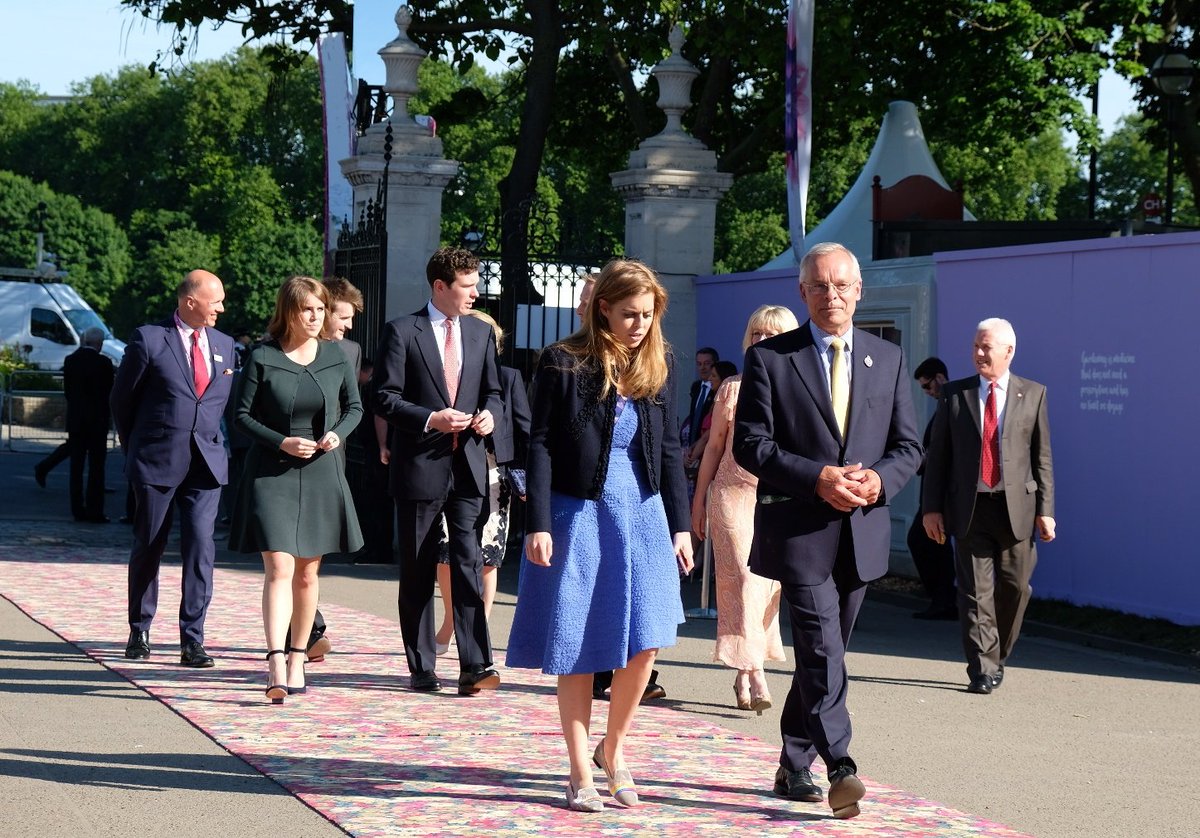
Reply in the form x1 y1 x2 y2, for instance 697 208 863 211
340 6 458 319
610 26 733 406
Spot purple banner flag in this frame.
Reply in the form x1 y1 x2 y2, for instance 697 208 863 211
786 0 814 263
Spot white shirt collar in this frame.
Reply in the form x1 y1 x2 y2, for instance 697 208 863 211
979 372 1010 392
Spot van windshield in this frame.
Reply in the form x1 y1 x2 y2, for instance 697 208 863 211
62 309 111 339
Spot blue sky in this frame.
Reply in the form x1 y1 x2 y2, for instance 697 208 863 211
2 1 1140 135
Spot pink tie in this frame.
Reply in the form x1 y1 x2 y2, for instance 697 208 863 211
981 383 1000 488
191 330 209 397
443 319 459 449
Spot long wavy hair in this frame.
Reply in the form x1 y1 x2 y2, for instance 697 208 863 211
266 275 328 344
558 258 670 401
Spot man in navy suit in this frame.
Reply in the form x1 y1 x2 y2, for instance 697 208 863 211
734 242 921 819
375 247 504 695
111 270 236 667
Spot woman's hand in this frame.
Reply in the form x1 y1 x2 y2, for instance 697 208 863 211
690 493 708 541
525 531 553 566
317 431 340 451
673 532 694 575
280 436 318 458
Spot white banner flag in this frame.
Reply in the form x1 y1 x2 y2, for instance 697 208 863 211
786 0 815 263
318 33 355 262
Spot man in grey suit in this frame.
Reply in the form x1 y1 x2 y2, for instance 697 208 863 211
922 317 1055 695
734 242 921 819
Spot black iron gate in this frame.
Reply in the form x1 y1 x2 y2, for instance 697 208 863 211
330 127 391 561
464 200 614 380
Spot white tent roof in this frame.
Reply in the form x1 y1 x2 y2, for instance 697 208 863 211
760 100 973 270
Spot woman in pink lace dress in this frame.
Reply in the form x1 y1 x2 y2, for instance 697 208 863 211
691 305 799 712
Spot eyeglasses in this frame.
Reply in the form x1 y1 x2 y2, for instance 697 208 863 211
802 280 859 297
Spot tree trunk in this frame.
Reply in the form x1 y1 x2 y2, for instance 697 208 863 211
498 0 564 329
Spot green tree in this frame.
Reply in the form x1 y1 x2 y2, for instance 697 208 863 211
0 172 131 313
0 47 325 331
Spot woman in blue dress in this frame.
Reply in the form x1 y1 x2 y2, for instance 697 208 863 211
507 258 694 812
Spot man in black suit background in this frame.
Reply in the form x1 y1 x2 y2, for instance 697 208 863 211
922 318 1055 695
375 246 504 695
63 327 115 523
908 356 957 620
734 242 921 819
684 346 719 445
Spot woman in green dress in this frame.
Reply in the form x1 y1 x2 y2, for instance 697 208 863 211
229 275 363 703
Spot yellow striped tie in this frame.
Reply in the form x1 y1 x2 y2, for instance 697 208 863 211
830 337 848 437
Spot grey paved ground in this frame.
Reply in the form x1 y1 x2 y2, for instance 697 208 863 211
2 441 1198 837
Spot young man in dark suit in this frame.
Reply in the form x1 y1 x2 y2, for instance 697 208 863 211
734 242 921 819
908 356 958 620
111 270 236 667
63 327 115 523
374 247 504 695
922 318 1055 695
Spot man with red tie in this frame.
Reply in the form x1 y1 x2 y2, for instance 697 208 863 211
111 270 236 667
921 317 1056 695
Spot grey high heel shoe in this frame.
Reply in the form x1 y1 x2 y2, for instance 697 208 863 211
565 781 604 812
592 738 638 807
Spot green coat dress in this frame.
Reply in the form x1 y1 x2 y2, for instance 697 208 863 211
228 339 364 556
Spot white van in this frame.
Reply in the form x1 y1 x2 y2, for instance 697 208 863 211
0 279 126 370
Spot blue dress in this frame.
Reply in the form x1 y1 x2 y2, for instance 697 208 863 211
507 398 685 675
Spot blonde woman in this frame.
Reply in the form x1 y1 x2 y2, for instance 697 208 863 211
691 305 799 712
229 276 363 703
507 258 694 812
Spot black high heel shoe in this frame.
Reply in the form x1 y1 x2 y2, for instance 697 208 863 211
265 650 287 704
286 646 307 695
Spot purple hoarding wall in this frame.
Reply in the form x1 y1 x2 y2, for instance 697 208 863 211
692 268 803 370
934 233 1200 625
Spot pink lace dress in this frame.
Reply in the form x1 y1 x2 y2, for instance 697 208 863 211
706 377 785 670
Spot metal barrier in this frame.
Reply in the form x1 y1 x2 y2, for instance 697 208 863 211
3 369 67 452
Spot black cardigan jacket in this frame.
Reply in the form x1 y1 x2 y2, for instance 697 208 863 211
525 344 690 535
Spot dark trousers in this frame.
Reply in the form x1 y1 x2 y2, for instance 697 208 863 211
37 442 70 477
127 451 221 645
907 509 956 610
68 429 107 520
395 456 491 676
955 492 1037 680
779 526 866 774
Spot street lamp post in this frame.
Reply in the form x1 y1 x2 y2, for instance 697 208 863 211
1150 52 1196 225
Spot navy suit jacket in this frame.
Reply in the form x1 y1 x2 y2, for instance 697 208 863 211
733 323 922 585
111 318 236 486
491 365 531 467
374 308 503 499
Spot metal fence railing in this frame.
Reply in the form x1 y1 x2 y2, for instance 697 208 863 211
3 369 68 452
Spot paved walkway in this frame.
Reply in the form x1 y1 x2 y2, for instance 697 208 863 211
2 445 1198 836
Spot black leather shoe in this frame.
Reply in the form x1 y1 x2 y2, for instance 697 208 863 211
33 466 46 488
124 629 151 659
458 667 501 695
827 759 865 819
967 674 993 694
410 671 442 692
991 665 1005 690
179 642 215 668
773 765 823 802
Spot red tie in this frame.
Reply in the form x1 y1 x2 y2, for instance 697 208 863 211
981 383 1000 488
443 318 459 448
191 330 210 397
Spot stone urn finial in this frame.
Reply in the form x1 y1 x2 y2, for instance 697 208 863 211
647 25 702 146
379 6 425 128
